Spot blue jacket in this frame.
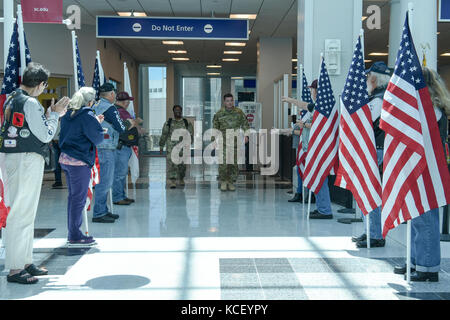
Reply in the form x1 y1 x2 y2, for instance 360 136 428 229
59 107 104 167
92 98 127 150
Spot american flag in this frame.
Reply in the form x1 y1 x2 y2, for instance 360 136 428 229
75 38 85 88
303 58 339 194
335 36 382 215
0 169 10 228
296 72 313 178
85 149 100 212
92 52 106 100
0 21 32 123
380 14 450 237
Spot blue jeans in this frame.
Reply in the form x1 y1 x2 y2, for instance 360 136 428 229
93 149 115 218
112 146 131 202
61 164 91 241
411 209 441 272
361 148 384 239
315 177 332 215
296 168 303 194
362 207 383 239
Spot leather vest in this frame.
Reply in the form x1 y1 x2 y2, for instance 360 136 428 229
0 89 49 160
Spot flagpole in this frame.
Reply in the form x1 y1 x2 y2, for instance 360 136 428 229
307 53 324 220
358 28 371 250
71 31 79 92
405 1 414 285
16 5 26 77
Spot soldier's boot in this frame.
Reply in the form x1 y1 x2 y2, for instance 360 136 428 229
220 181 228 192
179 178 185 187
227 181 236 192
168 179 177 189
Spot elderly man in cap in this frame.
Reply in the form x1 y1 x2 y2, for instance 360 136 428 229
92 84 136 223
112 91 144 205
352 61 391 248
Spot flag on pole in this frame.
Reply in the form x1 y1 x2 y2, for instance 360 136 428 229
302 58 339 194
335 36 382 215
85 149 100 211
124 63 135 118
0 169 10 228
75 38 85 88
92 51 106 100
380 14 450 237
296 71 313 178
0 21 32 122
124 63 140 184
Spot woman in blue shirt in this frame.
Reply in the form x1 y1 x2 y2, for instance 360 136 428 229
59 87 104 246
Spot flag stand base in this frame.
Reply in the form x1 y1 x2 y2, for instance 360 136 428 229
337 218 363 225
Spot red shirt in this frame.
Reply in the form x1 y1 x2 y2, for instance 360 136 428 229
116 105 132 121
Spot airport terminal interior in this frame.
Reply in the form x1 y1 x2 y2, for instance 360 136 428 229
0 0 450 300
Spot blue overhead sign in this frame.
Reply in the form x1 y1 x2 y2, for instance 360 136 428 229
96 16 249 40
439 0 450 21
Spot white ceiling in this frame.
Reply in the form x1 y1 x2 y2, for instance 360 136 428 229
5 0 450 76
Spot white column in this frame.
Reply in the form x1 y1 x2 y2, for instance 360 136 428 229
388 0 437 70
3 0 14 68
298 0 363 100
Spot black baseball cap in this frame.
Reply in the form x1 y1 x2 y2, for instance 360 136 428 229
365 61 391 76
99 83 115 93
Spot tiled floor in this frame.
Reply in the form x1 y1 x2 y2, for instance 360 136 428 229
0 158 449 300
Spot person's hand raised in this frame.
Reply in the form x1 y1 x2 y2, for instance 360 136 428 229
50 97 70 117
96 114 104 124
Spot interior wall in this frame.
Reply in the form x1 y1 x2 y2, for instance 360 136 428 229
97 39 139 115
256 37 293 131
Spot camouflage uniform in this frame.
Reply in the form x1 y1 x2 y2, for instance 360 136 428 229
159 118 194 181
213 107 250 183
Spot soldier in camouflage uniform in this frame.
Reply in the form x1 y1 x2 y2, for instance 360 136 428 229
159 105 194 189
213 93 250 192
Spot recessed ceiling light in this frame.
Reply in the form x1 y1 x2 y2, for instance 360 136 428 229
440 53 450 57
224 51 242 54
292 74 297 77
163 41 184 45
231 77 244 80
168 50 187 54
364 59 373 63
207 65 222 68
437 32 441 35
172 57 190 61
225 42 246 47
118 12 147 17
369 52 389 56
207 73 221 76
223 58 239 62
230 14 257 19
292 59 298 62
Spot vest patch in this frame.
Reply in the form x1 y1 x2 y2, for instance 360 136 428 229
4 139 16 148
12 112 24 127
7 127 18 138
19 129 31 138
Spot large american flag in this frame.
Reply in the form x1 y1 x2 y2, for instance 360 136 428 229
380 14 450 237
296 72 313 178
85 149 100 212
0 21 31 227
0 21 32 123
335 36 382 215
75 38 85 88
92 52 106 100
303 58 339 194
